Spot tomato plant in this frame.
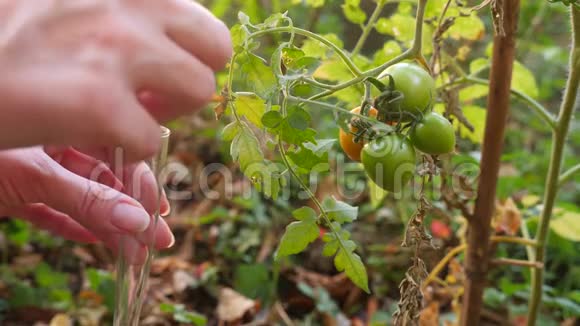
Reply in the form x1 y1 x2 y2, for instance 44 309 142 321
217 0 580 325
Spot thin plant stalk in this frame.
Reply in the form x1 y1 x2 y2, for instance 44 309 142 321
527 6 580 325
113 127 170 326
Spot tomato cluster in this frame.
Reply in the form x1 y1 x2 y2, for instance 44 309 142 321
338 62 456 192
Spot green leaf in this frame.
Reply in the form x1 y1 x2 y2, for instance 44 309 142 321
322 240 339 257
231 128 263 172
469 58 489 75
447 12 485 41
261 111 283 128
373 41 403 67
459 84 488 102
375 15 415 43
275 217 319 259
550 210 580 241
512 61 539 99
269 117 317 146
287 146 329 173
238 53 277 98
292 206 318 221
334 243 369 292
304 139 336 155
301 34 344 59
244 161 282 199
222 121 241 142
234 93 266 128
323 197 358 223
238 11 251 25
282 47 305 67
230 25 249 52
314 59 355 81
287 106 311 130
342 0 367 24
437 104 486 144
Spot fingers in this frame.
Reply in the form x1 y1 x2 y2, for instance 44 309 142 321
15 204 98 244
1 71 162 163
135 216 174 249
46 147 174 250
162 0 233 71
46 146 123 191
130 39 216 122
74 148 169 216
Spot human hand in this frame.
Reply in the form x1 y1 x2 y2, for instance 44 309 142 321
0 0 232 162
0 147 174 264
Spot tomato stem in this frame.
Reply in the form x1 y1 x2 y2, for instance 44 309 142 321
527 6 580 325
351 0 388 57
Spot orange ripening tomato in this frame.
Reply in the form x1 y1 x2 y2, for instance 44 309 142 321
339 106 378 161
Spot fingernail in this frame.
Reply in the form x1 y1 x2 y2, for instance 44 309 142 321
111 202 150 233
167 232 175 248
160 189 171 216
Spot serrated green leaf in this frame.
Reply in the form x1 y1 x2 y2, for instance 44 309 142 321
275 219 319 258
342 0 367 24
239 53 277 98
512 61 539 99
287 146 329 172
287 107 311 130
231 128 263 171
270 118 317 146
292 206 318 221
222 121 241 141
335 246 369 292
323 197 358 223
234 93 266 128
550 210 580 242
261 111 283 128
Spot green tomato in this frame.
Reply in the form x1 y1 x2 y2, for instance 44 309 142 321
377 62 435 121
361 134 416 192
410 112 456 155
